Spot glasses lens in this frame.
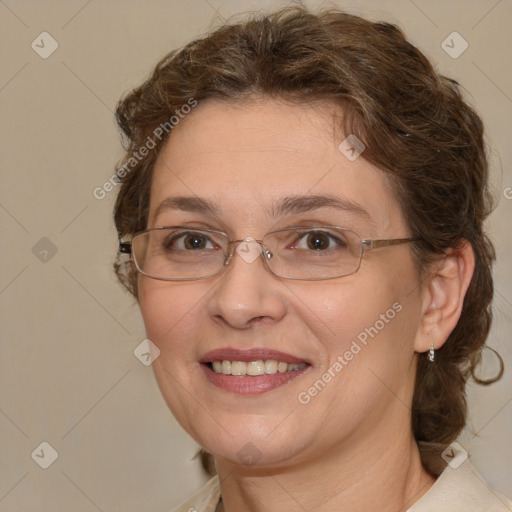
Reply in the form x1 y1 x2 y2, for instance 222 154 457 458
263 227 363 279
132 227 227 280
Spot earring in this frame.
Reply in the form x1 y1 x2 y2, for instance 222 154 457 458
428 342 435 363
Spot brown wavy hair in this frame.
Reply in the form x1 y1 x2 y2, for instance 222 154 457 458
112 6 502 473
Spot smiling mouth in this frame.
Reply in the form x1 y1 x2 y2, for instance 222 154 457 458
199 348 312 394
207 359 308 376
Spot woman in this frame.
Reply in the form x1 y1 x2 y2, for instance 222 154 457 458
112 6 511 511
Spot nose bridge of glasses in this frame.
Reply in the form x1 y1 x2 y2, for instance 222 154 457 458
224 237 271 266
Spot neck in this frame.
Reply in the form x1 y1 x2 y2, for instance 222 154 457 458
215 425 435 512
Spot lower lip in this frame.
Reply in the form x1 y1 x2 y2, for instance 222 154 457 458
200 363 310 394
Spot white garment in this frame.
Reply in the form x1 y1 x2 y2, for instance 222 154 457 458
170 460 512 512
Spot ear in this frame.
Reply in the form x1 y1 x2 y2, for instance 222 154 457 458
413 241 475 354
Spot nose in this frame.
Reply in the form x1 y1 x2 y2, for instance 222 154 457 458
206 238 287 329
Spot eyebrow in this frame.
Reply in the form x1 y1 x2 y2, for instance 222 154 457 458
153 194 372 222
271 194 372 221
154 196 220 220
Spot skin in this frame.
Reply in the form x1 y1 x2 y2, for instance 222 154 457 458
138 98 475 512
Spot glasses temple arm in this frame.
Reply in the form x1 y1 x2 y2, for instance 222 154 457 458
363 237 419 250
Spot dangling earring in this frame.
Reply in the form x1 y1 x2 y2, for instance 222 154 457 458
428 342 435 363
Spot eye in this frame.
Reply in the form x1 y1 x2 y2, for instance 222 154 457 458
293 230 347 251
164 231 217 251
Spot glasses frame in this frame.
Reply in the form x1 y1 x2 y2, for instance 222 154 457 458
119 225 418 282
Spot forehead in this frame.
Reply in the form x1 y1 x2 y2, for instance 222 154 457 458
149 99 405 235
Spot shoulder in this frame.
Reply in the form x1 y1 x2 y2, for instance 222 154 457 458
169 476 221 512
409 460 512 512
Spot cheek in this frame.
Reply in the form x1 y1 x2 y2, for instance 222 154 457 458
138 278 205 356
295 279 397 345
137 279 211 436
298 265 420 371
294 281 418 428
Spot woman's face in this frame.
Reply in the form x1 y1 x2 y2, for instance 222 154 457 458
138 98 424 469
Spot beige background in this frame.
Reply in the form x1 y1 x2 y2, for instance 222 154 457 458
1 0 511 510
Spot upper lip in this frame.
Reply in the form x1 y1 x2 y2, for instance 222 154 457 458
200 348 310 365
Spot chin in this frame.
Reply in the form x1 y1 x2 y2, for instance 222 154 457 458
188 414 314 471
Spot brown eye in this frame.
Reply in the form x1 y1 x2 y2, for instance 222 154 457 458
183 233 209 250
305 232 330 250
164 232 215 251
294 231 346 251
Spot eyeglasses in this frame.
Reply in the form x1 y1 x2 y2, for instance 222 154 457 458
119 226 417 281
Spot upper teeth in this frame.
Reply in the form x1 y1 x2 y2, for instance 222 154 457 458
211 360 306 376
